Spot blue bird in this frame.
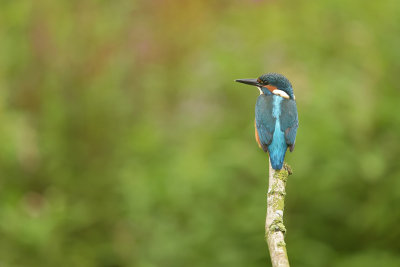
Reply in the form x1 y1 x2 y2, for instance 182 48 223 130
236 73 299 170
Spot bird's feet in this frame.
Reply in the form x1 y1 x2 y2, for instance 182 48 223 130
283 162 293 175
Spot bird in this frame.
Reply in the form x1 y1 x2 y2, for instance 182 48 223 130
235 73 298 170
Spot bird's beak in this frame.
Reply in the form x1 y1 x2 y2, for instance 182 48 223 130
235 78 261 87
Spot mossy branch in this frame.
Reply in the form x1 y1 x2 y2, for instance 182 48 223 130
265 159 292 267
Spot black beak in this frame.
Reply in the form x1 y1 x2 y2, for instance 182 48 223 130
235 78 261 87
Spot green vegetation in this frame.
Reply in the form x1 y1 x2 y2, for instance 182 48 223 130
1 1 400 266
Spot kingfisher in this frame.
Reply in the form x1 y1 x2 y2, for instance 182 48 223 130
236 73 299 170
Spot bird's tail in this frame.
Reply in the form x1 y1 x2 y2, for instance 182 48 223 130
268 149 287 170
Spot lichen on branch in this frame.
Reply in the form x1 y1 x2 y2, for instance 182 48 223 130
265 161 292 267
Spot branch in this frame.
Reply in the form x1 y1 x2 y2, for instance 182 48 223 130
265 159 292 267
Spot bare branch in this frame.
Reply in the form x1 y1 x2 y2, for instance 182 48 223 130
265 159 292 267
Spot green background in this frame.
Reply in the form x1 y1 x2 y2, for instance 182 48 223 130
1 0 400 266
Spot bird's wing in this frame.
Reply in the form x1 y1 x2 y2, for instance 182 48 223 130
255 94 275 152
279 99 299 152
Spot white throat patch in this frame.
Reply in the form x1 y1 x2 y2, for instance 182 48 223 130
272 89 290 99
257 87 263 95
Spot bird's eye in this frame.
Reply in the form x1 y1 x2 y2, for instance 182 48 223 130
258 79 268 85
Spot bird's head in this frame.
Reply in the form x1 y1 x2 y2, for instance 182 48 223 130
235 73 295 100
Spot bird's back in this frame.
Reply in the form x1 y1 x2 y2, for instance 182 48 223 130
255 94 296 170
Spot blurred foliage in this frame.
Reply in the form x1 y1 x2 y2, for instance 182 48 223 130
1 0 400 266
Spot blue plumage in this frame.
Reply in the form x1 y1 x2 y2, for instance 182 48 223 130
236 73 299 170
256 95 297 169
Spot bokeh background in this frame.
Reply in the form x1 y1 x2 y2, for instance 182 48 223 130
1 0 400 266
